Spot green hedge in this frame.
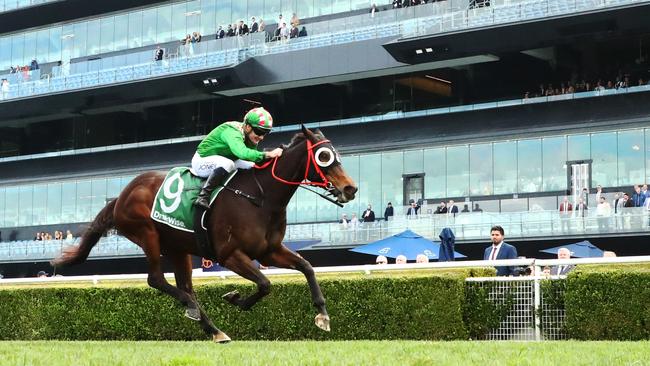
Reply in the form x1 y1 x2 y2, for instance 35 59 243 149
0 271 496 341
565 265 650 340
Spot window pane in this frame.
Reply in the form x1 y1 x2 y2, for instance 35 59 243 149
141 8 157 46
313 0 331 16
517 139 542 193
155 6 173 44
47 183 62 225
469 143 493 196
618 129 645 186
446 145 469 197
493 141 517 194
107 177 122 199
18 185 33 226
32 184 47 225
200 0 217 38
0 187 5 228
61 182 76 223
48 27 62 62
23 32 36 66
5 187 19 227
114 15 129 51
265 0 281 23
568 134 590 161
11 34 24 67
296 0 314 19
232 0 246 25
424 148 445 199
358 153 381 219
286 195 297 224
36 29 50 64
91 178 107 215
341 155 360 220
76 180 92 222
332 0 349 14
403 149 423 174
72 22 87 58
591 132 617 187
382 151 404 208
86 20 100 55
295 184 316 223
282 0 297 21
542 136 567 192
100 16 115 53
215 0 230 30
249 0 264 20
0 36 11 70
128 11 143 48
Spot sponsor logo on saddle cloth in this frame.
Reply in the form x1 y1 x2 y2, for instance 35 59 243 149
151 167 237 232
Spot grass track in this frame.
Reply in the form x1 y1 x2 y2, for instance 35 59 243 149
1 341 649 366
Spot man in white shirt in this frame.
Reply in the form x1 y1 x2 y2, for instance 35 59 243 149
596 196 611 231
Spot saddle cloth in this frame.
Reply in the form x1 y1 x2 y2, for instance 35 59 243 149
151 167 237 232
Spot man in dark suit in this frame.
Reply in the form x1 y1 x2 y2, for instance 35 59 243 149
550 247 575 275
216 26 225 39
483 225 518 276
250 17 259 33
154 46 164 61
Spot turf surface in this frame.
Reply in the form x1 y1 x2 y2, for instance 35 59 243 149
1 341 648 366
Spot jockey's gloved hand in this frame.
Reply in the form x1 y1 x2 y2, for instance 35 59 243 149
265 148 283 159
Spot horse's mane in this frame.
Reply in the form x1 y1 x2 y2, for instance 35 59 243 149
283 129 324 149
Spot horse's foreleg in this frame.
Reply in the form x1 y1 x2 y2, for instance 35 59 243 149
221 250 271 311
262 247 330 332
170 253 230 343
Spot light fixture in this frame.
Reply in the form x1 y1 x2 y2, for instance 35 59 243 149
415 49 423 55
425 48 433 53
61 34 75 39
202 79 210 86
185 10 202 16
210 78 218 85
424 75 452 84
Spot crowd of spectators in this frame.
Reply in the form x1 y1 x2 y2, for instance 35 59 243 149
34 229 74 241
213 13 307 43
524 73 649 99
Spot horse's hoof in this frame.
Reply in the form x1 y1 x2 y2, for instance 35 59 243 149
222 290 240 304
184 307 201 321
315 313 331 332
213 331 231 343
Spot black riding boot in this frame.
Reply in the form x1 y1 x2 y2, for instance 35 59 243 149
195 167 229 209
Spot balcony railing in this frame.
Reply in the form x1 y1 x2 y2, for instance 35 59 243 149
1 207 647 262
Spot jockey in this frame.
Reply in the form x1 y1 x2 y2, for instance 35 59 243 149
192 107 283 209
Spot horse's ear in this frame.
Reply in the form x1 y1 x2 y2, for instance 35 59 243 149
301 125 317 142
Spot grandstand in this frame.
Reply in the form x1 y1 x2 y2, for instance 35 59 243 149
1 0 650 278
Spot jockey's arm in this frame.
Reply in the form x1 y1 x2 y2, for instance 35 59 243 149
222 128 265 162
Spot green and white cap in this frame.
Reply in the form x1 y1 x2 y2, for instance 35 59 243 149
244 107 273 130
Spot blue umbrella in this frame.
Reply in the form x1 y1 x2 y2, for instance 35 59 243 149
349 229 466 261
540 240 604 258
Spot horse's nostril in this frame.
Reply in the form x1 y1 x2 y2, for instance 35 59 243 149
344 186 358 196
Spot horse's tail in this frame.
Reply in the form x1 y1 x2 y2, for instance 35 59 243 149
51 198 117 267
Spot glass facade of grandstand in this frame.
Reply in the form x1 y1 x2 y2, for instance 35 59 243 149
0 126 648 227
0 0 413 70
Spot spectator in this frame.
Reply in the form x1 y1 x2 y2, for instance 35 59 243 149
362 204 375 223
37 270 48 278
350 213 359 231
596 196 611 231
383 202 394 221
395 255 407 265
191 31 202 43
642 184 650 203
461 204 470 213
551 248 575 275
250 17 259 33
238 20 249 36
290 13 300 27
416 254 429 263
277 14 284 27
35 232 42 241
66 230 74 240
226 24 235 37
339 214 349 229
216 26 225 39
30 59 39 70
542 266 551 277
483 225 518 276
154 46 164 62
370 3 379 17
1 78 8 100
375 255 388 265
603 250 617 257
259 19 265 32
575 197 588 219
613 192 624 229
298 26 307 37
473 203 483 212
289 24 299 39
632 185 645 207
280 22 290 41
406 201 419 217
434 201 447 214
595 185 603 203
447 200 458 217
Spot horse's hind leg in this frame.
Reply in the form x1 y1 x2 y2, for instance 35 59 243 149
135 230 201 321
171 254 230 343
262 247 330 331
221 250 271 311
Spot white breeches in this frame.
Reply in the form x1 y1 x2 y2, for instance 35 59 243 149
191 152 255 178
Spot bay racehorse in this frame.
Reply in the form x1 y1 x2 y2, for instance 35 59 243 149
51 126 357 342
